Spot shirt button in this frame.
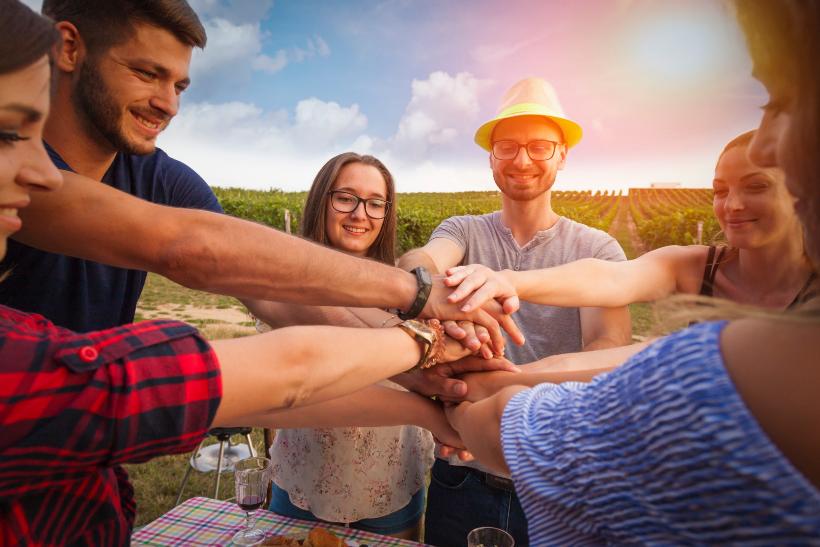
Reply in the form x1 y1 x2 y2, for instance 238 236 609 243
79 346 99 362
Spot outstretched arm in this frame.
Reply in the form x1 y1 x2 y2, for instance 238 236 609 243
446 246 707 312
17 171 417 308
241 384 464 450
17 171 519 342
455 342 651 402
211 322 475 426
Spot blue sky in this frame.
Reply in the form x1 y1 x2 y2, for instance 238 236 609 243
25 0 767 192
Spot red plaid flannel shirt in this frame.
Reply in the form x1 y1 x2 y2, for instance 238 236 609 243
0 305 222 546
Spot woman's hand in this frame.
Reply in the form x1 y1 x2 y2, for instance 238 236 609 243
439 332 473 363
445 265 519 315
423 404 466 451
442 320 497 358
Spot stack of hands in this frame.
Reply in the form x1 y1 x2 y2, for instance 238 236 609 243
399 265 526 461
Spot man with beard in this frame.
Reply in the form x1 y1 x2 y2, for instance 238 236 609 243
0 0 224 332
398 78 632 547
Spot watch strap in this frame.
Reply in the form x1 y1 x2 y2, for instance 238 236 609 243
398 267 432 320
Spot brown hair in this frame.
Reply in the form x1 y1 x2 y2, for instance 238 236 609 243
300 153 398 265
735 0 820 266
715 129 755 169
41 0 206 55
0 0 61 74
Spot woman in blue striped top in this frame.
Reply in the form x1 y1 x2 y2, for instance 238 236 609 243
444 1 820 544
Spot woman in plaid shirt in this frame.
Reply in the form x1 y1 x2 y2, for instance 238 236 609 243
0 2 498 544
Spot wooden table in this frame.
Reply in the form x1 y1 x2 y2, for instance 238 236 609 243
131 496 427 546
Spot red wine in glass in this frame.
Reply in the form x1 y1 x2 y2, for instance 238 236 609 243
232 457 270 546
238 495 264 512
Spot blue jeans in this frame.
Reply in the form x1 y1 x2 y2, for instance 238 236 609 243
424 459 529 547
268 482 425 535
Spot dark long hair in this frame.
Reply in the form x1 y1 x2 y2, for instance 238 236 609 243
300 153 398 265
735 0 820 265
0 0 61 74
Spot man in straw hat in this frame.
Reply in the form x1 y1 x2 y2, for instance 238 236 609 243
399 77 631 546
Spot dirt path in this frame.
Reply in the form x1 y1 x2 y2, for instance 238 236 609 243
138 303 258 338
608 196 645 258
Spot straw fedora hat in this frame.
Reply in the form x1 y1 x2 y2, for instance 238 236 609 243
474 77 583 151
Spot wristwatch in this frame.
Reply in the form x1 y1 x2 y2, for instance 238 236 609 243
398 267 432 320
397 319 437 372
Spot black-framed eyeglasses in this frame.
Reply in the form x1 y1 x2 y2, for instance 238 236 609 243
491 139 560 161
328 190 391 219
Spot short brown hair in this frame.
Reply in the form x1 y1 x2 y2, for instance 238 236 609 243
41 0 206 55
0 0 60 75
301 153 398 265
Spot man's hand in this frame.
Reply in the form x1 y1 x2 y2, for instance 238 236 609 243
398 354 520 401
444 265 519 314
455 369 521 403
421 275 524 352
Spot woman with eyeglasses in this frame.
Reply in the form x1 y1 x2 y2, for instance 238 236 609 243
0 3 484 543
248 153 435 540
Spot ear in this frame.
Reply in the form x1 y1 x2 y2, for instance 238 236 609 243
556 143 568 170
54 21 86 73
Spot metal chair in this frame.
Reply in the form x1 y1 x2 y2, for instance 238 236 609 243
175 427 256 504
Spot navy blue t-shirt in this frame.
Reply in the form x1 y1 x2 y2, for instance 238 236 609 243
0 143 223 332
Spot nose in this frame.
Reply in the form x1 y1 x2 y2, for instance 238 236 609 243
748 110 782 168
725 188 745 211
149 82 180 119
512 144 533 168
16 138 63 192
349 200 368 220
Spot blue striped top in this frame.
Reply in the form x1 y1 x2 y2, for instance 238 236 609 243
501 320 820 545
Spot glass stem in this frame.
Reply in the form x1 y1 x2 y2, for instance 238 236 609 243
245 510 256 532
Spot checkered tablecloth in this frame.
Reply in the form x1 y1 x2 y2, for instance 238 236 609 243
131 496 426 546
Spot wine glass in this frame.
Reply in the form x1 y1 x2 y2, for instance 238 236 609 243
467 526 515 547
232 456 270 546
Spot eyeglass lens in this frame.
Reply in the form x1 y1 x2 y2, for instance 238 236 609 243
492 140 557 161
331 191 389 219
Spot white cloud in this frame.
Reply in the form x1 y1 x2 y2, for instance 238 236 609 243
191 18 330 82
393 71 491 158
188 0 274 24
290 36 331 62
158 98 371 190
157 71 499 192
293 98 368 147
191 18 262 80
252 51 288 73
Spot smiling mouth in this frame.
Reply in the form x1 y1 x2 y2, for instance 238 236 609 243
727 219 757 227
507 173 539 182
343 225 368 234
0 207 22 231
131 111 163 131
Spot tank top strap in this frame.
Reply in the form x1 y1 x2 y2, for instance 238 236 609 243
788 270 819 309
699 245 723 297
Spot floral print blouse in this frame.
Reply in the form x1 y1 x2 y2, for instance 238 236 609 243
268 381 434 523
